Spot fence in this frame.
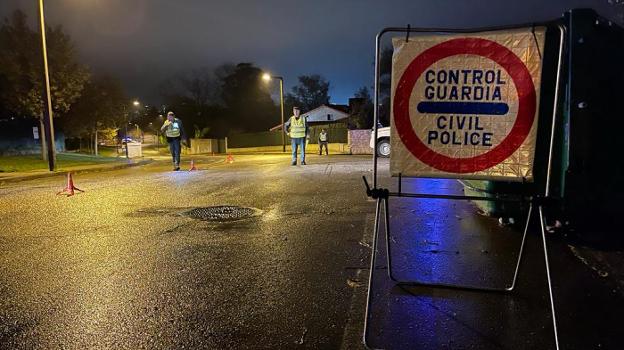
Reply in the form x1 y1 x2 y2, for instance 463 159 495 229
0 119 65 156
227 125 348 149
308 125 348 143
189 138 226 154
227 131 283 148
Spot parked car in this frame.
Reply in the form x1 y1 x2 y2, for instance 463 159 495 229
369 126 391 157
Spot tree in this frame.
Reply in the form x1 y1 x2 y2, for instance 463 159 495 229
608 0 624 25
0 10 89 117
378 46 393 127
285 74 330 113
350 86 374 129
60 75 128 155
0 10 89 158
159 64 234 137
221 63 278 133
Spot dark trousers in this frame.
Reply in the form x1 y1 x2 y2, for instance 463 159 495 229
168 137 181 167
319 141 328 155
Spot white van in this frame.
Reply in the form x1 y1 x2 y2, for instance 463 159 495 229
369 126 391 157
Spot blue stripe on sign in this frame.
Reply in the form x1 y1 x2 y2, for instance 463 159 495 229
417 102 509 115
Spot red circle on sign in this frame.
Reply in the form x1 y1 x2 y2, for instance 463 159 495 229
393 37 537 173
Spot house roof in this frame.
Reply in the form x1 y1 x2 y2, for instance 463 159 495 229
302 104 350 117
326 104 350 114
269 104 351 131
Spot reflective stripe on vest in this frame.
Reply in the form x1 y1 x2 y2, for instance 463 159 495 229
289 116 306 138
319 132 327 142
166 119 181 138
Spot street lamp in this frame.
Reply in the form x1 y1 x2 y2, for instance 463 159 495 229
156 114 163 152
38 0 56 171
262 73 285 152
123 100 140 159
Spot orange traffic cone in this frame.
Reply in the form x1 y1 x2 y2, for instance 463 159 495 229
189 159 197 171
57 172 84 196
225 154 234 164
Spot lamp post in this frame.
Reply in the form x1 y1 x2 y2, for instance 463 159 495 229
122 100 139 159
262 73 285 152
38 0 56 171
156 114 163 152
124 120 129 159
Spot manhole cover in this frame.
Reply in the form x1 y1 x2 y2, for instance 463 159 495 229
183 206 260 222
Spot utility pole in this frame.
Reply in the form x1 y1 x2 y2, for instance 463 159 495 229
279 77 285 152
38 0 56 171
123 105 129 159
262 73 286 152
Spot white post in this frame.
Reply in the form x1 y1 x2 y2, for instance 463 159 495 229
94 128 98 156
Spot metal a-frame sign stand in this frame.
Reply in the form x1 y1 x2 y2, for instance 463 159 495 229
363 23 566 350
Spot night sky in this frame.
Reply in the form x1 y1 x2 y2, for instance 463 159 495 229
0 0 616 105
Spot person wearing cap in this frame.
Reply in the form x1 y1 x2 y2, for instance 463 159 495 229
160 111 187 171
284 106 308 165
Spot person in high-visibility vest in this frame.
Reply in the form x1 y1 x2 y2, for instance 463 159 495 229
318 128 329 155
284 106 308 165
160 111 187 171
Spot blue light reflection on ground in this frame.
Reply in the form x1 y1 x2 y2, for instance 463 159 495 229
386 177 519 286
368 177 523 348
389 178 464 284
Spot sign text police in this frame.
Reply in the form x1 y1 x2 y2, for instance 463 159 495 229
420 69 508 147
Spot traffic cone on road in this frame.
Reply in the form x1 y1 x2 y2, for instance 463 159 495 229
56 172 84 197
189 159 197 171
225 154 234 164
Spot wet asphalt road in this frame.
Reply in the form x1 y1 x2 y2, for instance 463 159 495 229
0 155 374 349
365 177 624 350
2 154 623 350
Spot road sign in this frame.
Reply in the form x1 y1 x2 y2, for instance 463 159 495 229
33 126 39 140
390 28 546 181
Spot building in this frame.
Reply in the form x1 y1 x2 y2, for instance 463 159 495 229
270 104 350 131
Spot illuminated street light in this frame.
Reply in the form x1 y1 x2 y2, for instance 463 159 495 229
262 72 285 152
124 100 141 158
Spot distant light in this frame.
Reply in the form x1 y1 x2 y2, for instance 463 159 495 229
262 73 271 82
133 100 140 106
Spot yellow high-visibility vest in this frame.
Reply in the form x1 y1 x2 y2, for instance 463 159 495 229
289 116 306 138
165 119 181 138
